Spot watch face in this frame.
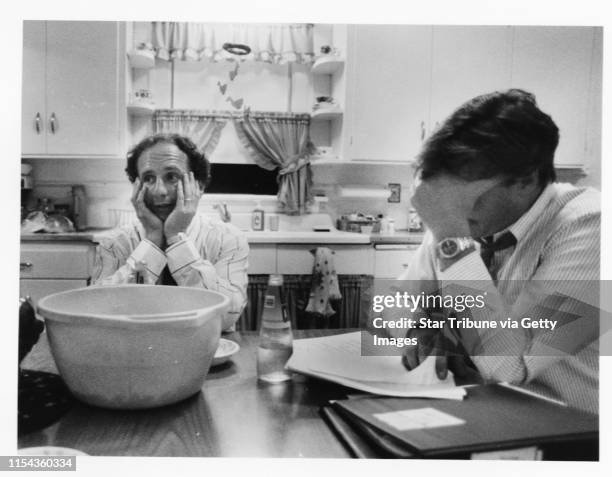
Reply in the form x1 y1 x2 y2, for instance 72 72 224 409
440 239 458 257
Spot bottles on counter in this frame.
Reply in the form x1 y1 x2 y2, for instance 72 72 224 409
71 185 87 231
408 208 423 232
257 274 293 383
251 201 264 231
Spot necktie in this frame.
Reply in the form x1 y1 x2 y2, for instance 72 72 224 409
477 232 517 279
159 266 177 286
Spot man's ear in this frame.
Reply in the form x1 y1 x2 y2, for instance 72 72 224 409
197 180 205 193
517 172 538 189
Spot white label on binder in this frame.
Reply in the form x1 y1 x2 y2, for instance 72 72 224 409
373 407 465 431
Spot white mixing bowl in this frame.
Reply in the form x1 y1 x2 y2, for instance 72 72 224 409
37 285 230 410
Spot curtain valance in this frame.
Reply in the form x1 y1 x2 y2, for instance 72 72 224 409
151 22 315 64
153 109 230 158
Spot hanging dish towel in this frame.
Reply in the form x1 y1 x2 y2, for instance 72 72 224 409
306 247 342 318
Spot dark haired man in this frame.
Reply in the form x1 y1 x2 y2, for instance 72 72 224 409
399 89 600 413
93 133 249 331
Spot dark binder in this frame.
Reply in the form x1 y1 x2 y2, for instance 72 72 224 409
320 405 414 458
331 384 598 460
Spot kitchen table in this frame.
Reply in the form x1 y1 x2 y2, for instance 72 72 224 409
18 330 355 457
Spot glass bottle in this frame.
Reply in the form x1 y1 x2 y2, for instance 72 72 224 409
257 274 293 383
252 201 264 231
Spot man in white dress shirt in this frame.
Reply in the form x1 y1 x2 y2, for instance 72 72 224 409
92 133 249 331
400 89 600 413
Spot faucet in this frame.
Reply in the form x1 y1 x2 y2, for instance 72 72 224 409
214 202 231 223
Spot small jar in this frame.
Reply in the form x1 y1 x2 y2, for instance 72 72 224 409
408 209 423 232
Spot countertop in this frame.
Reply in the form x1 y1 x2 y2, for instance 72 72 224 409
370 230 425 245
21 229 424 245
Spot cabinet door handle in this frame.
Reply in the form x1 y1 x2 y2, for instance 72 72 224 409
20 262 33 271
49 113 57 134
420 121 426 141
35 113 42 134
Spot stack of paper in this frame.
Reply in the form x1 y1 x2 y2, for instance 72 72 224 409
287 332 466 400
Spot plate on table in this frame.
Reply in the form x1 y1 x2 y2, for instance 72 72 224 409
212 338 240 367
19 446 88 456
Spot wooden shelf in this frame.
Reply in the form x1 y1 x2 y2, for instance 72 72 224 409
127 103 155 117
311 56 344 75
311 109 343 121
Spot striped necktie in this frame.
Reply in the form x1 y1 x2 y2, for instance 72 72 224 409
477 232 517 279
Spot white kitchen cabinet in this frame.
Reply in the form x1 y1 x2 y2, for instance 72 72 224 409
343 25 512 162
248 244 277 274
276 244 374 275
334 25 600 169
345 25 432 162
374 244 419 279
429 26 513 130
20 241 95 305
20 279 89 307
511 27 598 167
22 21 46 155
21 21 126 158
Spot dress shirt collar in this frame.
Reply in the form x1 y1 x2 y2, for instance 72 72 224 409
493 182 556 243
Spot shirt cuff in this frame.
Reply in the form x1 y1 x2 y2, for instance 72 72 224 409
437 250 491 282
166 236 201 274
127 239 167 280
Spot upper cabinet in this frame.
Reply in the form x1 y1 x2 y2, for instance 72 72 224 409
345 25 432 163
429 26 513 129
511 27 598 167
22 21 126 158
336 25 601 167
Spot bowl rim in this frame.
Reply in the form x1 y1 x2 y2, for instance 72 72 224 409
37 284 230 328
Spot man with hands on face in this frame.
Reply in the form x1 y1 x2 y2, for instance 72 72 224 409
92 133 249 331
397 89 600 413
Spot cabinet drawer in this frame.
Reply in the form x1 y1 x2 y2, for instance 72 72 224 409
374 245 419 278
20 242 94 279
20 279 89 305
248 244 277 274
277 245 374 275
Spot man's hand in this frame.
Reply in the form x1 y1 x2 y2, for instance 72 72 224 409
164 172 203 241
402 324 450 379
132 178 164 248
411 175 500 240
402 316 473 380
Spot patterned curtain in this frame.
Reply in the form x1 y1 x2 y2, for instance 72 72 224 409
151 22 314 64
234 112 315 215
238 275 372 331
153 110 229 157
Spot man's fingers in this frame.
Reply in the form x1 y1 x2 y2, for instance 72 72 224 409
435 354 448 380
447 354 471 378
402 350 420 371
131 179 141 204
176 178 185 206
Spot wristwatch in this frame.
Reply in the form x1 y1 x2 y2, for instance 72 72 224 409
437 237 475 260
